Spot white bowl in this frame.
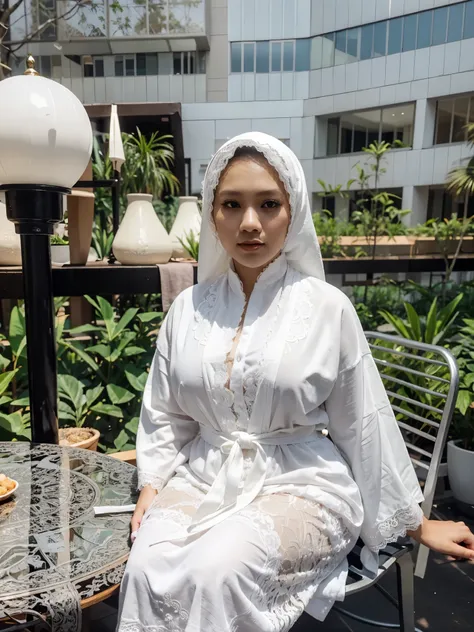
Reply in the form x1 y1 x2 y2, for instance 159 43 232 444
0 479 18 502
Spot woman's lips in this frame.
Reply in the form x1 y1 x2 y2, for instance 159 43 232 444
238 242 264 252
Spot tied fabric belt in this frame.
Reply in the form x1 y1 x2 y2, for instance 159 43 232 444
150 425 320 546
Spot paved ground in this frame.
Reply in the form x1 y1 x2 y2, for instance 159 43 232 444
88 499 474 632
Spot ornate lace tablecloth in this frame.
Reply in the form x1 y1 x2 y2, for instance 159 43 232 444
0 442 136 631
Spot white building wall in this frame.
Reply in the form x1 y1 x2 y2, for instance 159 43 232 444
228 0 311 41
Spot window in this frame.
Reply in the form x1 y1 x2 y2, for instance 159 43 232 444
321 33 335 67
173 52 182 74
256 41 270 73
360 24 373 60
137 53 146 76
115 56 124 76
447 3 464 43
243 43 255 72
295 38 310 71
84 56 94 77
335 29 347 65
388 17 403 55
432 6 448 45
271 42 282 71
435 96 474 144
231 43 241 72
417 11 432 49
311 36 323 69
125 57 135 76
283 41 294 71
325 104 415 156
403 13 417 52
373 21 387 57
146 53 158 75
465 1 474 39
346 28 359 62
94 58 104 77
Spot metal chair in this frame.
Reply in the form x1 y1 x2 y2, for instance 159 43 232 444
313 332 459 632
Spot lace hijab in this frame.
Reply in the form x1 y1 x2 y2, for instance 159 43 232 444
198 132 325 283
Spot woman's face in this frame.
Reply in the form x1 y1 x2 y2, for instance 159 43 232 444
212 154 291 273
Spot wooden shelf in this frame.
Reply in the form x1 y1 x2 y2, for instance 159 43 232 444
0 257 472 299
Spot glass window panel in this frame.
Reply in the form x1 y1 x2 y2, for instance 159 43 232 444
168 0 205 34
373 21 387 57
283 41 294 71
197 51 206 74
159 53 173 75
452 97 470 142
335 29 347 53
346 27 359 62
351 124 366 152
360 23 374 60
321 33 335 67
84 62 94 78
146 53 158 75
447 3 464 43
432 6 448 46
256 41 270 73
114 56 124 76
295 38 311 71
41 56 52 78
435 99 454 144
271 42 282 71
381 104 415 147
256 41 270 72
230 43 242 72
183 52 189 74
311 36 323 69
417 10 432 49
464 1 474 39
340 122 353 154
136 53 146 76
388 17 403 54
125 58 135 76
94 59 104 77
63 0 106 38
147 0 168 35
327 118 340 155
469 97 474 126
173 52 182 74
109 0 147 37
244 42 255 72
403 14 417 51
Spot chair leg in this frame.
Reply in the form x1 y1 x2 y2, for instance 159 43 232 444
396 553 415 632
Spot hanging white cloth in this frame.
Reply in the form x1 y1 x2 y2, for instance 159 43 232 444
117 133 424 631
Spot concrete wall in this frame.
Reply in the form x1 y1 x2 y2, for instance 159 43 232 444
228 0 312 41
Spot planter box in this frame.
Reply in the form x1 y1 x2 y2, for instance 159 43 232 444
413 236 474 256
447 439 474 507
337 235 415 257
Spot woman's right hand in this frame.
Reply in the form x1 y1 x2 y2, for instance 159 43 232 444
131 485 158 542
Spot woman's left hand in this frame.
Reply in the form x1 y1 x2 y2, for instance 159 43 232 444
409 518 474 560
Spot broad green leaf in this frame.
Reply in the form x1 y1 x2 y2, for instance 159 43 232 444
68 324 101 335
0 370 17 396
0 395 11 406
96 297 115 339
114 429 129 451
91 402 124 418
88 344 112 360
379 310 411 339
84 295 100 311
122 346 147 357
125 417 139 434
0 354 10 371
61 341 100 373
58 374 84 411
425 298 438 344
438 294 463 329
464 373 474 388
15 336 27 360
125 370 148 392
58 400 77 423
9 307 25 355
138 312 163 323
112 308 139 339
0 411 27 436
10 397 30 407
456 390 473 415
404 303 421 341
107 384 135 405
85 385 104 409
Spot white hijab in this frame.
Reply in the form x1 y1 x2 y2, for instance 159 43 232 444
198 132 325 283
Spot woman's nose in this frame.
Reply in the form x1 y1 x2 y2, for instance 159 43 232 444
240 207 261 232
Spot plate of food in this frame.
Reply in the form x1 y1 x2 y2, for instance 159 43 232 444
0 474 18 501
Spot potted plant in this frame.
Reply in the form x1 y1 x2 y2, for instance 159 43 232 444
51 234 70 265
448 317 474 511
57 374 102 450
177 229 200 262
112 128 179 265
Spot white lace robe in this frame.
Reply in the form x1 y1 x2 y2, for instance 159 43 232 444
117 256 424 631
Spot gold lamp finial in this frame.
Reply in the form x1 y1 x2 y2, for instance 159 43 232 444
24 54 39 76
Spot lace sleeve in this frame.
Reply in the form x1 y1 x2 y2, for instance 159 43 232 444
137 471 167 493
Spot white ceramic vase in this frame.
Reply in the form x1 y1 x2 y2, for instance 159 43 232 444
447 440 474 506
112 193 173 265
0 195 21 265
169 196 202 259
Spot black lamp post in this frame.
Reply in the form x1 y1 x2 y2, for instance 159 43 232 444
0 56 93 444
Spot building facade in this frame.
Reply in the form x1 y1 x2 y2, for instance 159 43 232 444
9 0 474 224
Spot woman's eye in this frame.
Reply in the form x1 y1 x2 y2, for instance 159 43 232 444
262 200 281 209
223 200 240 209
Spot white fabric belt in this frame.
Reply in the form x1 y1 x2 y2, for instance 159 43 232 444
186 425 320 536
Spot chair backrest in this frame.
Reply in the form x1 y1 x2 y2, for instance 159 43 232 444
365 332 459 578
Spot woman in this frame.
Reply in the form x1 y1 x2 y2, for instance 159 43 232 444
117 133 473 632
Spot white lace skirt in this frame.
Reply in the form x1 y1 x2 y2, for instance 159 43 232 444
116 476 355 632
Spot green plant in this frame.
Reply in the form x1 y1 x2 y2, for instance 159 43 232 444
92 225 114 260
178 230 199 261
351 280 405 330
312 211 353 258
121 128 180 199
450 318 474 451
153 196 180 232
51 235 69 246
92 135 114 233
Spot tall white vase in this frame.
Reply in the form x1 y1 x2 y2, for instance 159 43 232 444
169 196 202 259
0 195 21 265
112 194 173 265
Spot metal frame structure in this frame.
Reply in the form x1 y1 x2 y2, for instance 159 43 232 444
314 332 459 632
